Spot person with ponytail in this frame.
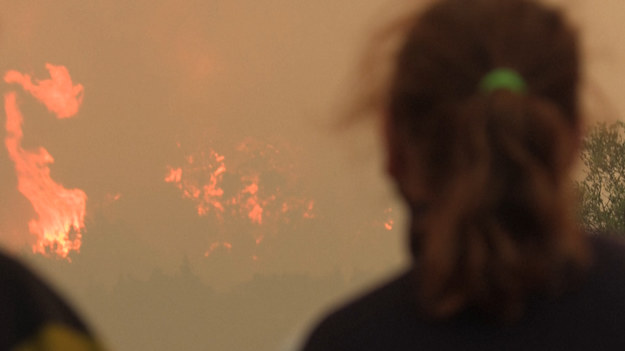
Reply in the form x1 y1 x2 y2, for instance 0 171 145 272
302 0 625 349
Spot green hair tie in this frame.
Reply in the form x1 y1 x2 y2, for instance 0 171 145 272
479 68 527 94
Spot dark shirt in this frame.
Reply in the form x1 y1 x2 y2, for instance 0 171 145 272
302 235 625 350
0 251 102 350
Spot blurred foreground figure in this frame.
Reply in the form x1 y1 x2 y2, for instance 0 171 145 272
302 0 625 349
0 251 103 350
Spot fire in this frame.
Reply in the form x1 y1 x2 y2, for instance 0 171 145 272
383 208 394 231
4 64 86 259
166 138 316 258
165 149 227 218
204 241 233 257
164 167 182 183
5 64 84 118
384 220 394 231
303 200 315 219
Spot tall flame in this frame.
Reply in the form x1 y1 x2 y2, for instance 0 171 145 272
4 64 86 259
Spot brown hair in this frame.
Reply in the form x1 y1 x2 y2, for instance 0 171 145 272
380 0 589 320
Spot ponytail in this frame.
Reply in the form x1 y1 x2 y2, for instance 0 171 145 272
411 91 588 320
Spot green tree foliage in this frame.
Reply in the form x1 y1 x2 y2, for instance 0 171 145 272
577 121 625 233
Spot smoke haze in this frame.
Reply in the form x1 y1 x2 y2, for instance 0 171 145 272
0 0 624 350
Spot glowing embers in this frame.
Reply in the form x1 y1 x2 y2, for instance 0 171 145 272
165 138 316 257
384 208 394 231
165 149 227 217
3 64 86 259
203 241 233 257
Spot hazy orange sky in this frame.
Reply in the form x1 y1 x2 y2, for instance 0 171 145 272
0 1 624 350
0 0 407 280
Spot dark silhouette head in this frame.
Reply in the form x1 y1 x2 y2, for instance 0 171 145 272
381 0 588 320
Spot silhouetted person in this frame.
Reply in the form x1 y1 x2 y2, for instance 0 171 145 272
302 0 625 349
0 251 103 350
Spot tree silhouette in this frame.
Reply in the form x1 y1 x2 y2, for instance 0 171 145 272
577 121 625 233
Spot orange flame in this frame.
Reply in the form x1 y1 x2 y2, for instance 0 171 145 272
164 167 182 183
384 208 394 231
4 64 86 259
384 220 394 231
167 149 227 218
204 241 233 257
166 139 316 258
166 142 316 227
242 176 263 224
303 200 315 219
5 64 84 119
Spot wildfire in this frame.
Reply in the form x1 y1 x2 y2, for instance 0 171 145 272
164 149 227 217
384 208 394 231
166 138 316 257
4 64 86 259
204 241 233 257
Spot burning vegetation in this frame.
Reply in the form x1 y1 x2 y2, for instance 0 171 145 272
4 64 86 259
165 138 316 259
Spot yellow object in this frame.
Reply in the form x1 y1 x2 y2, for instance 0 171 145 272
12 324 104 351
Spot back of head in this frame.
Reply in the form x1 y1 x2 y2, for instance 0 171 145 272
384 0 589 320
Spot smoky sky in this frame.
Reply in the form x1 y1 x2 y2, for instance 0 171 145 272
0 0 624 350
0 0 409 287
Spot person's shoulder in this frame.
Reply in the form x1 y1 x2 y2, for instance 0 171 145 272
587 233 625 276
589 232 625 256
0 250 49 295
301 269 419 351
539 233 625 349
0 249 31 276
0 250 103 350
561 233 625 327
